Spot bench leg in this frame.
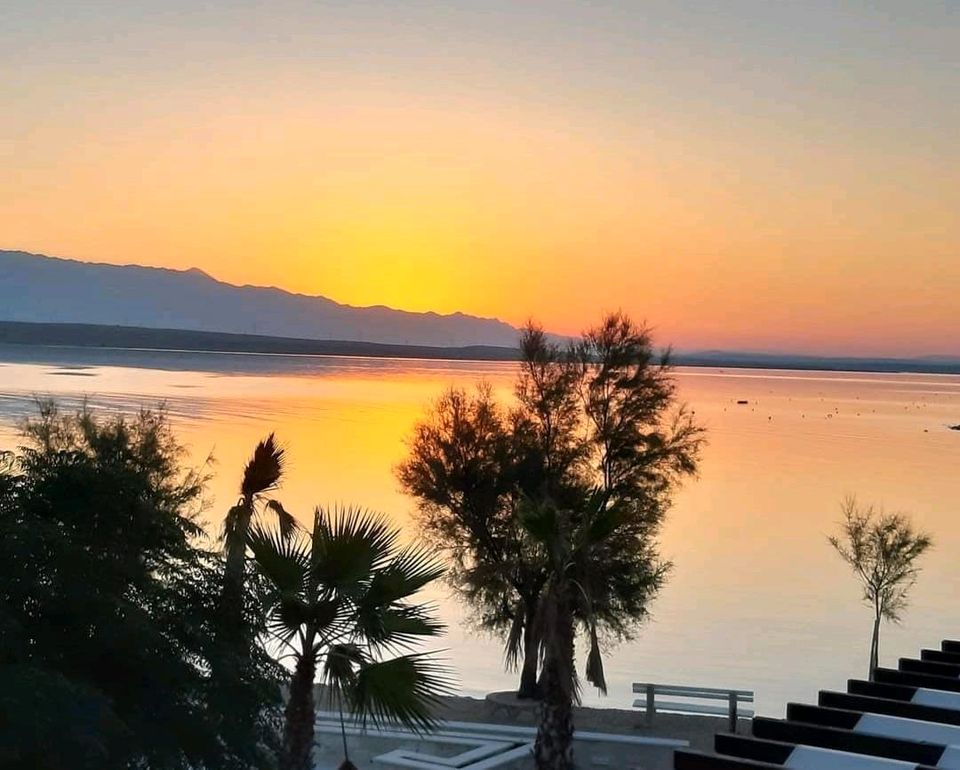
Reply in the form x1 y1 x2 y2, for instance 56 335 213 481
728 693 738 734
646 684 655 727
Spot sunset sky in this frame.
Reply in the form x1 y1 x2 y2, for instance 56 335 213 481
2 2 957 356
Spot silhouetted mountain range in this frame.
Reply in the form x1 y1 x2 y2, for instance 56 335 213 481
2 250 958 374
0 321 518 362
0 250 519 347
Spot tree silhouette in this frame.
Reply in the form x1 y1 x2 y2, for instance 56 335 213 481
829 496 932 679
520 491 626 770
248 506 451 770
213 434 295 764
398 312 703 700
0 403 281 769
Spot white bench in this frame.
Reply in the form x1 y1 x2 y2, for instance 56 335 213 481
633 682 754 732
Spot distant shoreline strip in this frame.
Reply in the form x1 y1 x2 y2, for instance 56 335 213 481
0 321 958 374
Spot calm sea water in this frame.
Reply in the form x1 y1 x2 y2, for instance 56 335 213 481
2 344 959 716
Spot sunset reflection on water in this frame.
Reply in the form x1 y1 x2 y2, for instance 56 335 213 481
2 349 959 715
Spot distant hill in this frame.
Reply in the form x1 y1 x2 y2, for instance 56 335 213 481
0 321 519 362
676 349 960 375
0 250 519 347
3 250 958 375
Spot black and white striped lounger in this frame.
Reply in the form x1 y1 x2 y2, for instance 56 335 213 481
752 716 958 768
921 650 960 666
714 733 940 770
847 680 960 712
671 639 960 770
875 669 960 694
819 692 960 726
786 703 960 750
901 659 960 679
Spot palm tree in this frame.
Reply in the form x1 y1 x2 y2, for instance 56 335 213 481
213 434 296 762
520 491 621 770
221 433 295 637
248 505 452 770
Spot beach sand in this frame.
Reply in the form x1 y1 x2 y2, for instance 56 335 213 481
314 683 742 753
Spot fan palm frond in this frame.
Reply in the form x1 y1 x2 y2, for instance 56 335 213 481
503 605 525 672
382 544 447 599
265 498 297 539
358 550 445 612
351 653 455 732
312 506 399 591
247 522 308 595
581 491 621 547
584 623 607 695
273 595 314 638
355 604 446 654
322 643 366 694
240 433 285 498
519 497 558 545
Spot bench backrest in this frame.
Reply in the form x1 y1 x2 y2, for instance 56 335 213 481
633 683 754 703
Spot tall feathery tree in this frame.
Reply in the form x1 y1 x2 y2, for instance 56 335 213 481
0 403 281 769
398 312 703 702
397 384 549 697
573 313 703 644
829 496 932 679
248 506 452 770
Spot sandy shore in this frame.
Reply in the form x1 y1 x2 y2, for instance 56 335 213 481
434 694 745 752
313 684 743 753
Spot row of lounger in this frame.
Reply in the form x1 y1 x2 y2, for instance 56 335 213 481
675 640 960 770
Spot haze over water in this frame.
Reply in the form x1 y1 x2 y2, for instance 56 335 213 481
2 345 959 716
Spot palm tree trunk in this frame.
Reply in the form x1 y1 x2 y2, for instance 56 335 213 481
222 502 253 627
534 597 575 770
535 661 574 770
211 501 256 760
339 702 349 761
283 647 317 770
337 697 359 770
224 499 253 590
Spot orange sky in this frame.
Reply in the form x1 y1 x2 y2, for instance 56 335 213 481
2 2 957 356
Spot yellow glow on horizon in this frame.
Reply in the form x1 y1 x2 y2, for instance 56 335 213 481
2 74 958 355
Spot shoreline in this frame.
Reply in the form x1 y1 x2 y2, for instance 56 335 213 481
1 321 959 375
3 340 960 380
309 680 743 750
436 694 743 751
311 689 742 752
